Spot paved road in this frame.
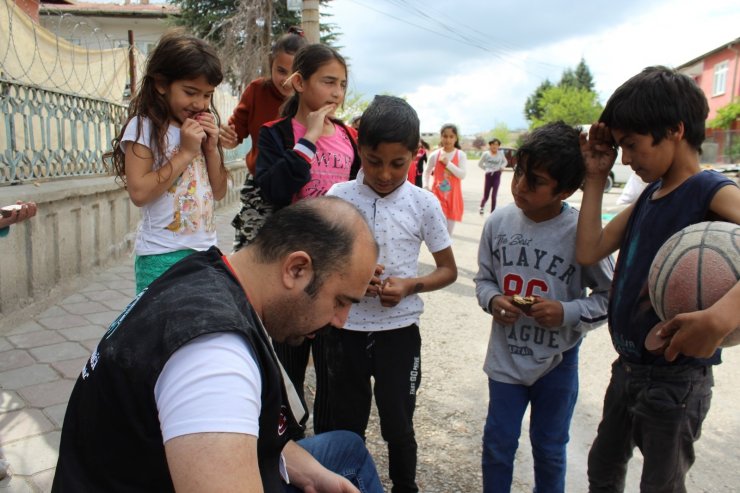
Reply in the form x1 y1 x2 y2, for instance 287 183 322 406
1 163 738 492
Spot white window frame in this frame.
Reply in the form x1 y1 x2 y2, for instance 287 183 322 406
713 61 728 96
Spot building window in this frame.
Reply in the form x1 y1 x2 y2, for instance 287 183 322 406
713 61 728 96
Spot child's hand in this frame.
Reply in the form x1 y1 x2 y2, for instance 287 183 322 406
219 123 238 149
180 119 207 157
529 297 564 329
658 309 737 361
491 295 523 326
580 122 617 179
366 264 385 298
304 103 338 143
0 201 37 229
194 112 219 152
378 276 409 307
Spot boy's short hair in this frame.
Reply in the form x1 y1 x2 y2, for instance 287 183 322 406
489 138 501 146
358 95 420 152
600 66 708 151
516 121 584 193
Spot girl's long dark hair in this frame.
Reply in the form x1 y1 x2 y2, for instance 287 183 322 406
280 44 347 119
105 29 224 185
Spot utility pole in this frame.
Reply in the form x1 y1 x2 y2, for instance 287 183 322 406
302 0 320 43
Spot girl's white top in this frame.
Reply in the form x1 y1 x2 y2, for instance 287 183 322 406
121 116 218 255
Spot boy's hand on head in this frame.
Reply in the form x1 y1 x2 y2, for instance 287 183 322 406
219 123 238 149
378 276 409 307
180 119 207 157
529 297 564 329
659 309 736 361
580 122 617 180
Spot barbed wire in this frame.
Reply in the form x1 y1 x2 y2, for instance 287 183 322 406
0 0 143 102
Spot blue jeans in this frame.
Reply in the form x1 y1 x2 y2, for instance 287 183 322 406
285 430 384 493
482 344 580 493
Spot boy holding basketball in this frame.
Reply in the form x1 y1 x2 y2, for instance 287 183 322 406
474 121 614 493
577 66 740 492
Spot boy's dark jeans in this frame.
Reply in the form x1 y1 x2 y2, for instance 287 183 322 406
588 358 714 493
324 325 421 493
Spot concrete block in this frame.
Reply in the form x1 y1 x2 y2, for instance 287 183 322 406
0 351 34 373
36 314 90 331
43 403 67 428
0 475 34 492
0 409 54 445
1 322 44 337
0 392 25 413
17 380 75 408
29 468 55 492
0 365 58 390
83 289 128 302
2 432 60 476
7 331 64 350
29 343 87 364
62 301 110 316
0 339 11 353
50 358 86 380
58 325 104 342
83 311 120 326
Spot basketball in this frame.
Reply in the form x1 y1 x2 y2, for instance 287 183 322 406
648 221 740 348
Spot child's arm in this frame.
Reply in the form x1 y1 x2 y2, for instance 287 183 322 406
532 256 614 330
576 124 632 265
378 246 457 307
196 113 228 201
423 152 436 190
443 151 467 179
659 183 740 360
124 120 203 207
255 125 312 207
477 152 489 171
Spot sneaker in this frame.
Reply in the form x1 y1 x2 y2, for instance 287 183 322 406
479 208 484 215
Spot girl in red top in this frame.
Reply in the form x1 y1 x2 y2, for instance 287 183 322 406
220 27 307 250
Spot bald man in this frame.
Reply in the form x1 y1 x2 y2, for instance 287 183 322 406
53 196 383 493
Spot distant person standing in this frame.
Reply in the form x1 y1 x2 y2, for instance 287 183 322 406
478 138 507 215
425 124 467 234
408 139 429 187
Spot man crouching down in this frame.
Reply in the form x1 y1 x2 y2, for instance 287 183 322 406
52 196 384 493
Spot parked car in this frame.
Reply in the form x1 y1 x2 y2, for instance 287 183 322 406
502 147 518 168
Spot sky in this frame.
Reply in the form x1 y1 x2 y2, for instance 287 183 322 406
323 0 740 134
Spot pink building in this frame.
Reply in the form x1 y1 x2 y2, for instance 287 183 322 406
677 37 740 123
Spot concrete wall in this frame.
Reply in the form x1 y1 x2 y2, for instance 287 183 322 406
0 161 246 316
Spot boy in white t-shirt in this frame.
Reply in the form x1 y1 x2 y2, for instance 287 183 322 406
325 95 458 492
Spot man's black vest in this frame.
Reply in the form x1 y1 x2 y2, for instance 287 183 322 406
52 247 302 492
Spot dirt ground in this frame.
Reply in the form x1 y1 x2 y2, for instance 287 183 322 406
307 163 740 492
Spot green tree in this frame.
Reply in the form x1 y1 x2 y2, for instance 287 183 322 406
524 79 553 123
489 122 511 145
559 58 594 91
710 100 740 129
531 86 603 129
336 89 370 122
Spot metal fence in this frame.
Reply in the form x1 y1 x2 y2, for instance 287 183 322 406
0 79 126 183
0 0 245 186
704 129 740 165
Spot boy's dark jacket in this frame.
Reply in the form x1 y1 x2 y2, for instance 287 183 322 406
255 116 361 207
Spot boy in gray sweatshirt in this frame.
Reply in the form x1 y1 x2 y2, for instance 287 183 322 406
474 122 614 493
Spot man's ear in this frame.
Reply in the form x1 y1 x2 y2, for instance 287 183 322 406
282 251 313 290
668 122 685 141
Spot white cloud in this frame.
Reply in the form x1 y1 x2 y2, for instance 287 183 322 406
327 0 740 133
